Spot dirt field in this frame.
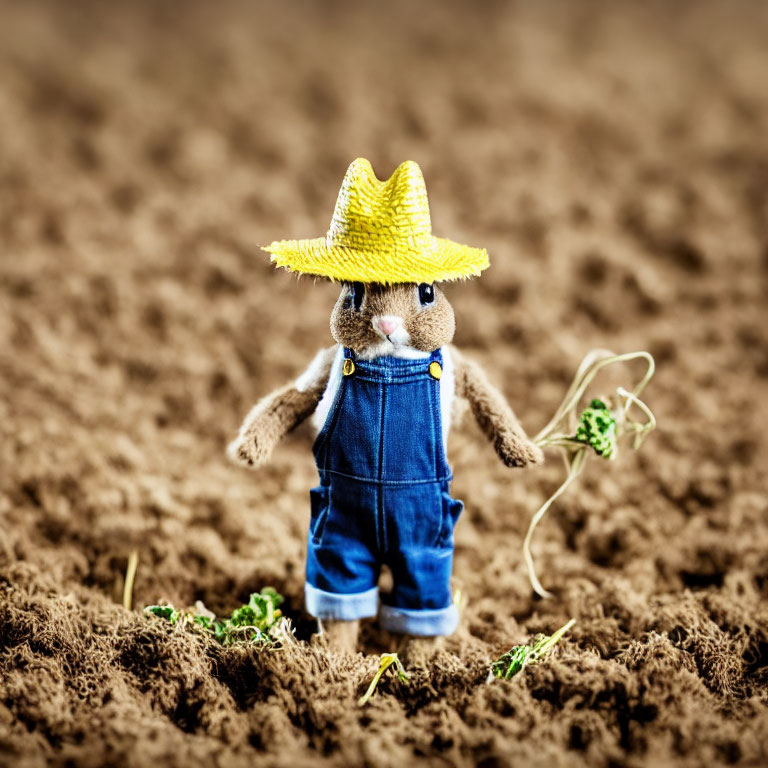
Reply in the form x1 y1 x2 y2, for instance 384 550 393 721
1 1 768 766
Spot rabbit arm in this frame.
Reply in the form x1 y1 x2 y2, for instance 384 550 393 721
451 346 543 468
227 346 337 469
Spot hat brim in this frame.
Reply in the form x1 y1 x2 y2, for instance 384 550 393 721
262 237 489 283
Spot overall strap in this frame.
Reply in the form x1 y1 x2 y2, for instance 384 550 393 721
343 346 441 363
341 346 443 381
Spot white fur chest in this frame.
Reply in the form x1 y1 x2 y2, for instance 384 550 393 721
310 345 455 450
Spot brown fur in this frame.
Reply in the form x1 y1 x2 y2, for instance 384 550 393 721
227 347 336 468
451 346 544 467
317 619 360 654
330 283 455 354
400 635 447 666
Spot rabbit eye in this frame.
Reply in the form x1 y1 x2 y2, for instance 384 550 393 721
418 283 435 306
350 282 365 311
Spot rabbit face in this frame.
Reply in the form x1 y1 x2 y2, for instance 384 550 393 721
330 282 455 358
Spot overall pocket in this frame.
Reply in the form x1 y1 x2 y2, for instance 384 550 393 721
309 485 331 545
437 492 464 548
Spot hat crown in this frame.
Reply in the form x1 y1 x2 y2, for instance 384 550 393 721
326 159 433 252
263 156 489 283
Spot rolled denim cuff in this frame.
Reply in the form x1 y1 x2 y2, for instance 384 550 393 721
378 603 459 637
305 582 379 620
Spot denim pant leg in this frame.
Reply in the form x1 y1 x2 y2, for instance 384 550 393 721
305 477 380 620
378 481 463 636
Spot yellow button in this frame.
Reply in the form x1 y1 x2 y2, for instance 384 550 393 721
342 359 356 376
429 361 442 380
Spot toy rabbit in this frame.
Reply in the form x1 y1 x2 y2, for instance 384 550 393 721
228 159 542 651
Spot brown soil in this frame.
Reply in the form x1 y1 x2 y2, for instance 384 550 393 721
2 1 768 766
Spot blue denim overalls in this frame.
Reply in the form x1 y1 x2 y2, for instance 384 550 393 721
305 346 463 636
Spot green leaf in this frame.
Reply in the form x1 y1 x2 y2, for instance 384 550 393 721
574 399 617 459
144 604 180 624
143 587 288 648
192 615 212 629
491 619 575 680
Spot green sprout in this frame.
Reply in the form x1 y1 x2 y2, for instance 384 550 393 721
358 653 410 706
525 350 657 598
574 398 617 459
490 619 575 680
144 588 290 648
145 604 181 623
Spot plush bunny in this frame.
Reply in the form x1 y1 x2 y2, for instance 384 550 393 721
228 159 542 651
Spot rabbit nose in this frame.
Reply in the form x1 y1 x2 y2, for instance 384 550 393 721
375 317 401 336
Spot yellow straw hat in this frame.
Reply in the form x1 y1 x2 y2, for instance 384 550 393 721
263 158 489 283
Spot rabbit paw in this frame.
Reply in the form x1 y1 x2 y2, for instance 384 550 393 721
227 430 273 469
494 433 544 468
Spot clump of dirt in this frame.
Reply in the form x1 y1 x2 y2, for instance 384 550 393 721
1 1 768 766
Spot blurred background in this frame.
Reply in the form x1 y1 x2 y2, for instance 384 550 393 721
1 1 767 766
